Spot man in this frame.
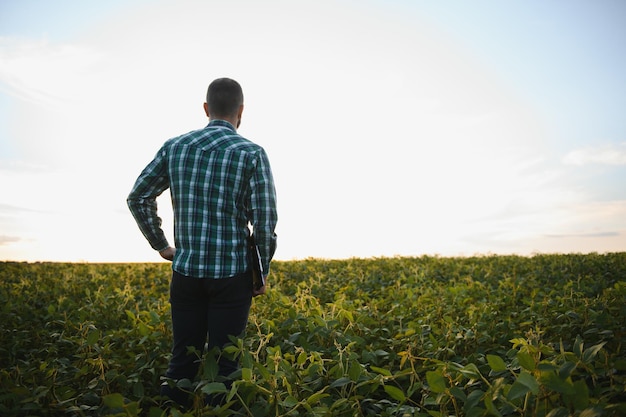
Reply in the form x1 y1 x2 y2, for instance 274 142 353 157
127 78 278 408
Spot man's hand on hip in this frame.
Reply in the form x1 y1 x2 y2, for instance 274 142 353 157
159 247 176 261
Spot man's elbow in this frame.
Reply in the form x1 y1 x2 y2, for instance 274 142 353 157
127 195 143 214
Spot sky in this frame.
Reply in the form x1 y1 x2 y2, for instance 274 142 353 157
1 0 625 262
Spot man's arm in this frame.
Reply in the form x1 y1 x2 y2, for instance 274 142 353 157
249 148 278 277
127 147 171 254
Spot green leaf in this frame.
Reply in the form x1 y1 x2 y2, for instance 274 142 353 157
507 381 531 401
484 393 503 417
373 349 389 357
508 372 539 400
614 359 626 371
255 363 271 380
86 329 100 346
132 382 144 398
103 393 125 408
203 354 219 381
330 377 352 389
201 382 228 395
426 370 447 393
384 385 406 402
516 371 539 395
459 363 481 379
582 342 606 363
149 406 166 417
306 389 329 405
55 385 77 402
579 407 604 417
466 407 488 417
176 379 192 389
370 366 391 376
517 351 535 371
558 361 577 379
510 337 527 347
450 386 466 401
125 401 140 415
282 395 298 408
573 335 584 358
125 310 136 321
149 310 160 324
464 389 484 410
486 354 507 372
546 407 569 417
138 322 150 336
537 362 558 371
348 361 362 381
540 371 575 395
564 379 590 410
222 345 239 355
330 398 348 411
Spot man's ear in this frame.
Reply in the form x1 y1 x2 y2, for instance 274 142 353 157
236 104 244 128
203 102 210 118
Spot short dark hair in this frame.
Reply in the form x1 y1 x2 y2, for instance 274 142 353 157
206 78 244 118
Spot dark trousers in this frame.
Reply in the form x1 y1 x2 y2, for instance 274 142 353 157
160 269 253 407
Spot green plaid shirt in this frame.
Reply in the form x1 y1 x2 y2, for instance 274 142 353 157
128 120 277 278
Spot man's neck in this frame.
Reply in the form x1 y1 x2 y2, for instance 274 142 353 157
210 117 238 131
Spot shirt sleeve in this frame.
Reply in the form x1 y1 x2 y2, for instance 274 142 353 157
127 146 171 252
249 148 278 274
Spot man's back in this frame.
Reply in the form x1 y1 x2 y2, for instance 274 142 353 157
128 119 277 279
167 120 265 278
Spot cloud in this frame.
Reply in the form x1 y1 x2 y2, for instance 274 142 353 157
546 232 620 238
0 203 35 214
0 160 52 173
0 235 20 246
0 36 102 106
563 142 626 166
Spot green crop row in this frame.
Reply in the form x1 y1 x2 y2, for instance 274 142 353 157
1 253 625 416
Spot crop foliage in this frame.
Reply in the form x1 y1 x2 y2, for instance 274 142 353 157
1 253 625 416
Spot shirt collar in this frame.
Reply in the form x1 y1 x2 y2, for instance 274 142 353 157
207 119 236 132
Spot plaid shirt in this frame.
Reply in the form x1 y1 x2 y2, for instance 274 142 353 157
128 120 277 278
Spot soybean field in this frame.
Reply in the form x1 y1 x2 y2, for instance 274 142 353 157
1 253 625 416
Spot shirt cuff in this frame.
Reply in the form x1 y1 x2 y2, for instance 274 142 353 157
154 242 170 252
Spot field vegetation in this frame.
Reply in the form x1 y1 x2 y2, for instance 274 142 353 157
1 253 625 416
